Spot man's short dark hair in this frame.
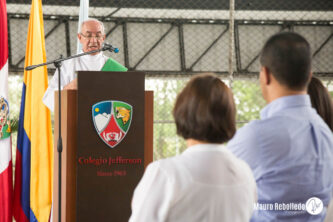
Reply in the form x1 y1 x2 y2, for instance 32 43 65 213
173 73 236 143
260 32 311 90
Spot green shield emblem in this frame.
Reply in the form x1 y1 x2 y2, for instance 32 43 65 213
113 101 133 133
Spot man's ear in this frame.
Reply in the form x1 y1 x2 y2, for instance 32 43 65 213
77 33 82 41
261 66 271 85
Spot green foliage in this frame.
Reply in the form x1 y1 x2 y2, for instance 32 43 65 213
8 75 23 133
146 77 266 160
9 117 19 133
146 77 189 160
232 79 266 128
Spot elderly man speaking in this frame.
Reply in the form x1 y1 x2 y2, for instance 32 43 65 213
43 18 125 111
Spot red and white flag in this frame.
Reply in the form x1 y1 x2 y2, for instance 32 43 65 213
0 0 13 221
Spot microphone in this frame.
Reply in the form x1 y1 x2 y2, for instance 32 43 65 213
102 43 119 53
25 64 39 71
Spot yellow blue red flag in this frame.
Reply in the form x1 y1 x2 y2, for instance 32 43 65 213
13 0 54 221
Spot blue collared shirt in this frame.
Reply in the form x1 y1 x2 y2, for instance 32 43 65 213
228 95 333 222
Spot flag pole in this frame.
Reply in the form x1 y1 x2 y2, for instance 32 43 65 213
77 0 89 54
55 56 63 222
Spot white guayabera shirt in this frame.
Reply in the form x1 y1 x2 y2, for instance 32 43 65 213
129 144 257 222
42 52 108 111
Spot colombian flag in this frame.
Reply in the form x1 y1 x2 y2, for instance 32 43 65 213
13 0 54 221
0 0 13 221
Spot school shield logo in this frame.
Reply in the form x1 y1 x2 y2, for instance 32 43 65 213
92 101 133 148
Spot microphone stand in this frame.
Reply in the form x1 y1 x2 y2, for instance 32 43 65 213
25 44 118 222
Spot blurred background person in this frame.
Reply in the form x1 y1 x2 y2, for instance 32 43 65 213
308 78 333 222
129 73 256 222
307 76 333 131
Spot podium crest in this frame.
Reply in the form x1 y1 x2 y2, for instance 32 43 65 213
92 100 133 148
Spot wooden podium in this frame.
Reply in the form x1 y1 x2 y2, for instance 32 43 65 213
53 71 153 222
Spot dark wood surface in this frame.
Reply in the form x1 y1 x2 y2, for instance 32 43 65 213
53 90 78 222
144 91 154 168
76 71 145 222
53 72 153 222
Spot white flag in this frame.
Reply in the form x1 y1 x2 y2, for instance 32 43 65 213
77 0 89 54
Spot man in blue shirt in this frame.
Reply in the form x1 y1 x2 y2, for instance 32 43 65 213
227 32 333 221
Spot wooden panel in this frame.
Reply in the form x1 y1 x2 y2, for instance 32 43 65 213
53 90 77 222
76 71 145 222
144 91 154 168
53 80 153 222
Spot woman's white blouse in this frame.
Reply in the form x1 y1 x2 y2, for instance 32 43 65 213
129 144 257 222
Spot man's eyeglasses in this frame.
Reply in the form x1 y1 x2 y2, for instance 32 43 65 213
80 33 104 40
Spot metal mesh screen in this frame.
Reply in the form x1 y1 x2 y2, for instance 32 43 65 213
7 0 333 160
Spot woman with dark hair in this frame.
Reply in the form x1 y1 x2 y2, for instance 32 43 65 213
309 77 333 222
307 76 333 131
129 73 256 222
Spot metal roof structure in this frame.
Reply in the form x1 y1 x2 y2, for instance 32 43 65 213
7 2 333 77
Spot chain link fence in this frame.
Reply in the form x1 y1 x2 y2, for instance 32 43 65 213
7 0 333 160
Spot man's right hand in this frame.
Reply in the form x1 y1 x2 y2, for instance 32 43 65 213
63 78 77 90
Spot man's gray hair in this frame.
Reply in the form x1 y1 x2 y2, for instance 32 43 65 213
79 18 105 34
